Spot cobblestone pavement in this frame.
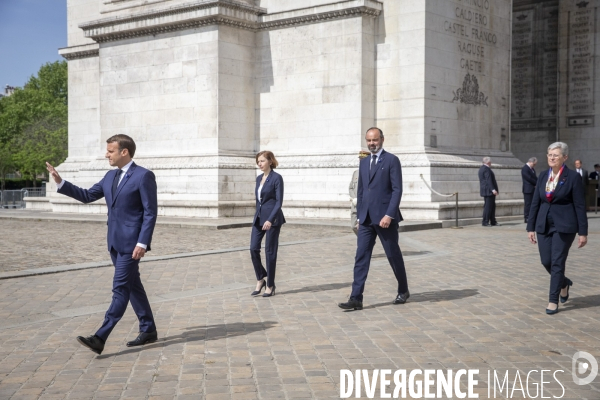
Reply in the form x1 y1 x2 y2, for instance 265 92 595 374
0 219 350 272
0 216 599 399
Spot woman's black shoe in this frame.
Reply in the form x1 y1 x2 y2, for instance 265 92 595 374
263 285 276 297
546 304 559 315
251 280 266 296
560 279 573 303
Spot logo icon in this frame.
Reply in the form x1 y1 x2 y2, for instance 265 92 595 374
572 351 598 385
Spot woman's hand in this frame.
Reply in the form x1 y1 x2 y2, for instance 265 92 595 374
528 231 537 244
578 235 588 248
262 221 272 231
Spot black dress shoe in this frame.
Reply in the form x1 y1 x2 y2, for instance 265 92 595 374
482 223 490 227
393 291 410 304
491 222 500 226
560 279 573 303
251 280 266 296
77 335 105 355
338 297 363 310
262 285 276 297
126 331 158 347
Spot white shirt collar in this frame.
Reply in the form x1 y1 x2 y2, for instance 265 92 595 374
371 148 384 159
120 159 134 173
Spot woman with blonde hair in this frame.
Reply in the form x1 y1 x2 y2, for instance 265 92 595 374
249 151 285 297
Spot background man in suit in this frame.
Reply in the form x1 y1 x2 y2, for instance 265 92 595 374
574 159 589 196
479 157 499 226
522 157 538 223
339 127 409 310
590 164 600 206
46 134 158 355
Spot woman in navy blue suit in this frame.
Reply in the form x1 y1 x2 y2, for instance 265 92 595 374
527 142 588 315
250 151 285 297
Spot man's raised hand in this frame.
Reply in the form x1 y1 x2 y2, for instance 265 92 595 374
45 162 62 184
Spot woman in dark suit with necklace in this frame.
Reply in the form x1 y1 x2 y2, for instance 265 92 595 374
250 151 285 297
527 142 588 314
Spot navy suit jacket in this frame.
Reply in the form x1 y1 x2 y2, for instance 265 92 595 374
526 166 588 235
253 170 285 226
521 164 537 194
357 150 403 225
58 162 158 253
479 165 499 197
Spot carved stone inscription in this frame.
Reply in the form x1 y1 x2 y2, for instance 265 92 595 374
567 3 595 116
542 7 558 118
511 9 535 119
510 2 559 131
445 0 497 105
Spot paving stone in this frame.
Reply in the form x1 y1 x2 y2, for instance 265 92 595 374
0 216 599 399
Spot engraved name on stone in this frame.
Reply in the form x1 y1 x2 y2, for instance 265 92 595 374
511 9 534 120
567 4 595 115
542 6 559 118
444 0 498 75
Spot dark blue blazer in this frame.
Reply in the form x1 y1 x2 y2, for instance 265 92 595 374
526 166 588 235
479 165 498 197
521 164 537 194
58 162 158 253
253 170 285 226
356 150 403 225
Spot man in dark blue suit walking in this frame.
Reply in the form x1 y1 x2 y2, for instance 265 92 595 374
522 157 538 223
479 157 499 226
46 134 158 355
339 128 409 310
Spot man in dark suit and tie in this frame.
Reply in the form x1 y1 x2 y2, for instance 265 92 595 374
521 157 537 223
479 157 499 226
590 164 600 206
46 134 158 355
338 127 409 310
574 159 589 196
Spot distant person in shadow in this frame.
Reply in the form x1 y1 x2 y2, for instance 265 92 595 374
249 151 285 298
527 142 588 315
522 157 537 224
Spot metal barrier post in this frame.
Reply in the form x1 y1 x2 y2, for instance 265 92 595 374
596 188 598 214
419 174 462 228
453 192 460 229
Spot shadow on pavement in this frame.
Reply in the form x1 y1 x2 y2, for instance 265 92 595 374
360 288 480 311
561 294 600 312
98 321 278 358
283 282 351 295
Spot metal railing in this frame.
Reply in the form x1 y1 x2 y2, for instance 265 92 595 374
0 190 25 209
21 187 46 198
419 174 462 229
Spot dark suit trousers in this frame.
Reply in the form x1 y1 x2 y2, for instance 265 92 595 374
95 248 156 341
250 222 281 288
482 195 497 224
537 227 576 304
351 217 408 301
523 193 533 222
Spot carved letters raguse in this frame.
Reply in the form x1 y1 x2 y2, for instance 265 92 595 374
446 0 496 105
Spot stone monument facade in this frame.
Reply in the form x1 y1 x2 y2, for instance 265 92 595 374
35 0 527 220
511 0 600 174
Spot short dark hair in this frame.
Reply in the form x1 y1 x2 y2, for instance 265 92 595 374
107 134 136 158
256 150 278 169
366 127 384 139
595 164 600 168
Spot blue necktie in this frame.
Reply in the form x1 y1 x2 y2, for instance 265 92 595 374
112 169 123 196
370 155 377 177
